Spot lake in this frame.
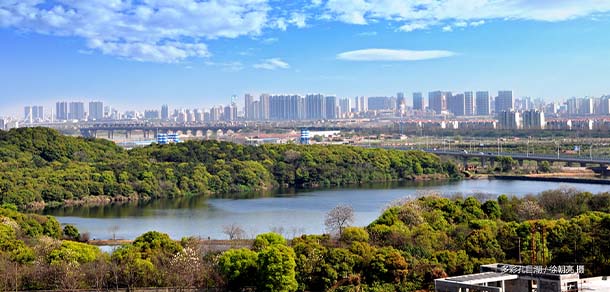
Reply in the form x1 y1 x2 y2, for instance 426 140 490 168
44 179 610 240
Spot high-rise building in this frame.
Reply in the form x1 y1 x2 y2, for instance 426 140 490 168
259 94 270 120
305 94 325 120
498 110 521 129
412 92 424 111
522 109 545 129
68 102 85 120
56 101 68 121
161 104 169 120
244 94 254 120
270 94 302 120
475 91 491 116
579 97 594 115
24 106 32 123
88 101 104 121
396 92 406 115
464 91 474 116
495 90 514 113
325 96 338 119
359 96 368 112
601 96 610 115
25 105 44 122
339 98 351 117
448 93 465 116
223 104 237 121
428 91 449 114
144 110 160 120
368 96 394 111
209 106 222 121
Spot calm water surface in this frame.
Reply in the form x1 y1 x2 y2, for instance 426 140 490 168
44 179 610 240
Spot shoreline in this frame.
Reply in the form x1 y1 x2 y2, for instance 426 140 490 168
489 175 610 185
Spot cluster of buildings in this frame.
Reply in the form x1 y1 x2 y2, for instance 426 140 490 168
3 91 610 132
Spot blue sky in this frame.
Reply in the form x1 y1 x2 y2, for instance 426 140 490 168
1 0 610 116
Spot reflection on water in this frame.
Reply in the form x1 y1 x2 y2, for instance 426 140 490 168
43 179 609 240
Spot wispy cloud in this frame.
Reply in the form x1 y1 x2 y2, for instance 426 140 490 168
357 31 377 36
337 49 456 61
323 0 610 31
260 37 279 44
253 58 290 70
205 61 245 72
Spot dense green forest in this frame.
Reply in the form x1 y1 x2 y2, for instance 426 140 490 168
0 127 458 209
1 188 610 291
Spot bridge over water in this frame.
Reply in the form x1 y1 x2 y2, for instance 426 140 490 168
380 146 610 169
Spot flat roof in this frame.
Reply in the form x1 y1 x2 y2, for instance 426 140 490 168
441 272 519 284
581 278 610 291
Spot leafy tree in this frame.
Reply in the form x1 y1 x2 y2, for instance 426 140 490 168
340 227 370 244
257 244 298 292
63 224 80 240
253 232 287 251
482 200 501 219
218 248 258 290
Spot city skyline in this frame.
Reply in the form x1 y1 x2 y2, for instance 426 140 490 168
2 1 610 116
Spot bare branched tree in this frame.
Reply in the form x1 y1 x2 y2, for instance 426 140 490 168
325 204 354 236
222 223 245 240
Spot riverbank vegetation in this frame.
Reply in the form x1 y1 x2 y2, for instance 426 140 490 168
0 127 458 210
2 187 610 291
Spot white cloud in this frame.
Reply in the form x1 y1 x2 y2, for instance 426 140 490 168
205 61 245 72
290 12 307 28
442 25 453 32
253 58 290 70
260 37 279 44
322 0 610 31
0 0 271 62
399 20 437 32
357 31 377 36
470 20 486 27
337 49 456 61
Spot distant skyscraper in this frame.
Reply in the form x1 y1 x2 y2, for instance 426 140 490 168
579 97 594 115
244 94 254 120
306 94 325 120
396 92 406 115
339 98 351 117
325 96 338 119
68 102 85 120
522 109 545 129
495 90 514 113
24 106 32 123
464 91 474 116
352 96 361 112
448 93 465 116
271 94 302 120
56 101 68 121
359 96 368 112
144 110 160 120
412 92 424 111
428 91 449 114
475 91 490 116
224 104 237 121
161 104 169 120
368 96 394 111
601 96 610 115
498 110 521 129
259 94 270 120
88 101 104 121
